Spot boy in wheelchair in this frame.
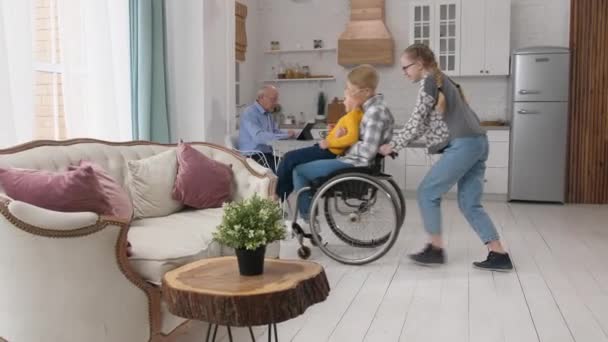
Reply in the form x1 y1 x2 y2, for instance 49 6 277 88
290 64 395 232
275 86 363 202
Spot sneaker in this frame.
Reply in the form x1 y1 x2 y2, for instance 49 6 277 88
283 220 294 239
409 244 445 266
473 251 513 271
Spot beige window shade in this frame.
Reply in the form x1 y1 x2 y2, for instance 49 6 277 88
235 2 247 62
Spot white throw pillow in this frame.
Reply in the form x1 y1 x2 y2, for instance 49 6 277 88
126 149 183 219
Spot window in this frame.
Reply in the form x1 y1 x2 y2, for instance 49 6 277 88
412 4 432 46
438 3 457 71
33 0 65 140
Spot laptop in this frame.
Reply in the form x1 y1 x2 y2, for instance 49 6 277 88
296 123 315 141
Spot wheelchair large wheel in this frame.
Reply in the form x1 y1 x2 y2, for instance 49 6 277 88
322 176 405 248
309 173 402 265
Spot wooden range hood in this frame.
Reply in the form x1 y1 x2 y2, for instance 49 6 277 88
338 0 394 66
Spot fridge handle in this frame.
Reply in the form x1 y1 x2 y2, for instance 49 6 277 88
517 109 541 114
519 89 541 95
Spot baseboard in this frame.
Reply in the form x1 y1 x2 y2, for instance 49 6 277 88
402 190 508 202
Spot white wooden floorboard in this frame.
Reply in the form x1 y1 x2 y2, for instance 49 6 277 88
362 226 426 341
524 205 608 340
327 226 411 341
484 203 540 342
510 204 608 342
432 202 469 342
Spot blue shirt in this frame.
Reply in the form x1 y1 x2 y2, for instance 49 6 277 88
238 102 289 154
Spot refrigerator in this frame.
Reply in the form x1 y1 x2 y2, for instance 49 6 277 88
508 47 570 203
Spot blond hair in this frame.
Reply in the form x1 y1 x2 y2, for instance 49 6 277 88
403 43 467 113
347 64 379 91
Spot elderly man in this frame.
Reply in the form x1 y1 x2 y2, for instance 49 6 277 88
238 85 295 172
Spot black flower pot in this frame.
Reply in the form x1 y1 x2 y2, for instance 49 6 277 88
235 245 266 276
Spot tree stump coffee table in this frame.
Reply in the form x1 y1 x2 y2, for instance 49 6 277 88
162 257 330 342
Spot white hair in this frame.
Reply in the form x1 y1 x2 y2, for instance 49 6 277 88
257 85 278 99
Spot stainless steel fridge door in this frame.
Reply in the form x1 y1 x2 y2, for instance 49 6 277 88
513 53 570 102
509 102 568 202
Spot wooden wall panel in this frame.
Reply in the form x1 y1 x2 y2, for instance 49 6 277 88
568 0 608 203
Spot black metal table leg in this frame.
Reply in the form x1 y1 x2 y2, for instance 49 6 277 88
248 326 256 341
267 323 279 342
227 325 233 342
205 323 213 342
211 324 219 341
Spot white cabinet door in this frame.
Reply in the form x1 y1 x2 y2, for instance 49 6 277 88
484 0 511 75
434 0 461 75
460 0 485 76
406 165 429 191
410 2 434 47
484 167 508 194
385 151 407 190
486 141 509 168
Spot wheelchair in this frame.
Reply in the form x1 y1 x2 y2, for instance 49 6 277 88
290 153 405 265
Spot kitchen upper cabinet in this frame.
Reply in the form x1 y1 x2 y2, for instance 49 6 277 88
410 0 511 77
483 0 511 75
410 0 461 76
461 0 511 76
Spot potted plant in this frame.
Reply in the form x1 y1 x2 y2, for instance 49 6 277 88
213 194 286 276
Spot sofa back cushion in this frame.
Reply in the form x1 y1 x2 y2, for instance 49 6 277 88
0 164 112 214
173 143 233 209
126 149 183 219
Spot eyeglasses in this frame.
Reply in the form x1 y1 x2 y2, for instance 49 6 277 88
401 63 415 72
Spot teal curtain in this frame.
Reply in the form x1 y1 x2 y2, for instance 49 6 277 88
129 0 171 143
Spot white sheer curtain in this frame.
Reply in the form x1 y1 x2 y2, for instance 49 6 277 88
58 0 132 141
0 1 34 148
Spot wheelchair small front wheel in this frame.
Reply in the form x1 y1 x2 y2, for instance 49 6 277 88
297 246 311 259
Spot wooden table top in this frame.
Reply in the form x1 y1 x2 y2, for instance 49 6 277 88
162 257 330 326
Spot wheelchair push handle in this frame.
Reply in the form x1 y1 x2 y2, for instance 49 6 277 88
375 152 398 161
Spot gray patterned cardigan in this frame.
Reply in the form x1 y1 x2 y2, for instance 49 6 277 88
389 72 485 154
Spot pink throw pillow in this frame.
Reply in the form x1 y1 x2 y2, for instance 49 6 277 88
172 143 233 209
68 161 134 221
0 165 112 215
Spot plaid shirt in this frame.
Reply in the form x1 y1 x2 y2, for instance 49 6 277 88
340 94 394 167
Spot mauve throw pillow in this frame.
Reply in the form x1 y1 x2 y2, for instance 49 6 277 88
68 161 133 221
172 143 233 209
0 165 112 215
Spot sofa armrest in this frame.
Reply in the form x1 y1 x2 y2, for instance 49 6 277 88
0 196 159 342
233 159 277 201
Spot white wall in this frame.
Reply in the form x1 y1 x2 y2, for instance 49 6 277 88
251 0 570 125
166 0 234 145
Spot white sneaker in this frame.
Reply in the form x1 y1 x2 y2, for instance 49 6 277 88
284 220 294 239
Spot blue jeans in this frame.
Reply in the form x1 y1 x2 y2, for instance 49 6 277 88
418 135 500 243
292 159 352 220
275 145 336 200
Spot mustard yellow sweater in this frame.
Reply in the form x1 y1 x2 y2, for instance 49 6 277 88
326 109 364 155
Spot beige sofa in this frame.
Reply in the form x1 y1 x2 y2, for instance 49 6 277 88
0 139 279 342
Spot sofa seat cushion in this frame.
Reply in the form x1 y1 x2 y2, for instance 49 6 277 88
127 208 224 284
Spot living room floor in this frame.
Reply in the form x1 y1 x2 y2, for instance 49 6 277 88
175 199 608 342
